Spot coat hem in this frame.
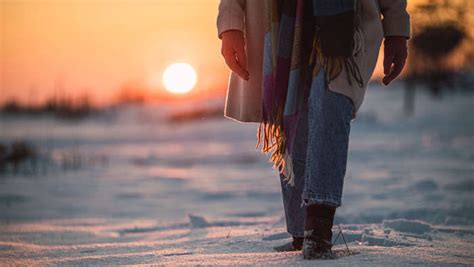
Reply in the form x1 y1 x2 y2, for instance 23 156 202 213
223 113 261 123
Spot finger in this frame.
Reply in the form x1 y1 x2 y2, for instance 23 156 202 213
383 52 395 76
224 52 248 80
383 55 406 85
383 66 399 85
234 44 248 75
382 70 393 85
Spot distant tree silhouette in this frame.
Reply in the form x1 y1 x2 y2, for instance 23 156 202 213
403 0 474 115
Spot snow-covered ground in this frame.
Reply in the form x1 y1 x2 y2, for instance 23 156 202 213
0 82 473 265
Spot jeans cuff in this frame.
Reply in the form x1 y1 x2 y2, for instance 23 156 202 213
300 192 341 208
287 228 305 238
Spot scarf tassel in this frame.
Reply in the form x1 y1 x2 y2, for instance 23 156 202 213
256 99 290 178
256 119 296 186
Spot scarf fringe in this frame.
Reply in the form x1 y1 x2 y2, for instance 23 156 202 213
311 26 364 87
256 120 286 172
281 150 295 186
256 120 296 186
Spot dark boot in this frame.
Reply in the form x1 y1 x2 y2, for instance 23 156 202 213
273 236 304 252
302 203 336 260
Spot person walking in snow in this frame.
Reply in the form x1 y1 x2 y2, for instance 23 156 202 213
217 0 410 259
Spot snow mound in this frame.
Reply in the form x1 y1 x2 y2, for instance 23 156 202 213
383 219 433 234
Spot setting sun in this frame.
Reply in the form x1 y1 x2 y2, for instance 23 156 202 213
162 63 197 94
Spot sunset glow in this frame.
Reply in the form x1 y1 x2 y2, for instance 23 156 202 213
162 63 197 94
0 0 225 105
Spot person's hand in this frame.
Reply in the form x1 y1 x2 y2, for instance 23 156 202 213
382 36 408 85
220 30 249 80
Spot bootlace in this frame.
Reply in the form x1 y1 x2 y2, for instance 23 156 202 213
331 225 353 256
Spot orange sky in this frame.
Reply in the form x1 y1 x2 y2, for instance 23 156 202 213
1 0 229 105
0 0 394 106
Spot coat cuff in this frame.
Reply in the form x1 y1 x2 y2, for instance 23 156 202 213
380 0 411 39
383 15 411 39
216 0 245 39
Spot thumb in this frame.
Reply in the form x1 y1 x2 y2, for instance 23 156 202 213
383 52 394 76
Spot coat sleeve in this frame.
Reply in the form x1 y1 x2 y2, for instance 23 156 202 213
216 0 246 40
378 0 411 39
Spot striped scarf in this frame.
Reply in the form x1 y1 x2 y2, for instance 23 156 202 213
256 0 364 186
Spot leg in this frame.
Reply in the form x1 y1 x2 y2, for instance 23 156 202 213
301 69 353 208
278 87 309 238
278 65 315 238
300 69 353 259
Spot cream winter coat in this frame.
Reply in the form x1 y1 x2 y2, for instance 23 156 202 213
217 0 410 122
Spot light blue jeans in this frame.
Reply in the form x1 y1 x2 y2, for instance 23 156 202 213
279 68 353 237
